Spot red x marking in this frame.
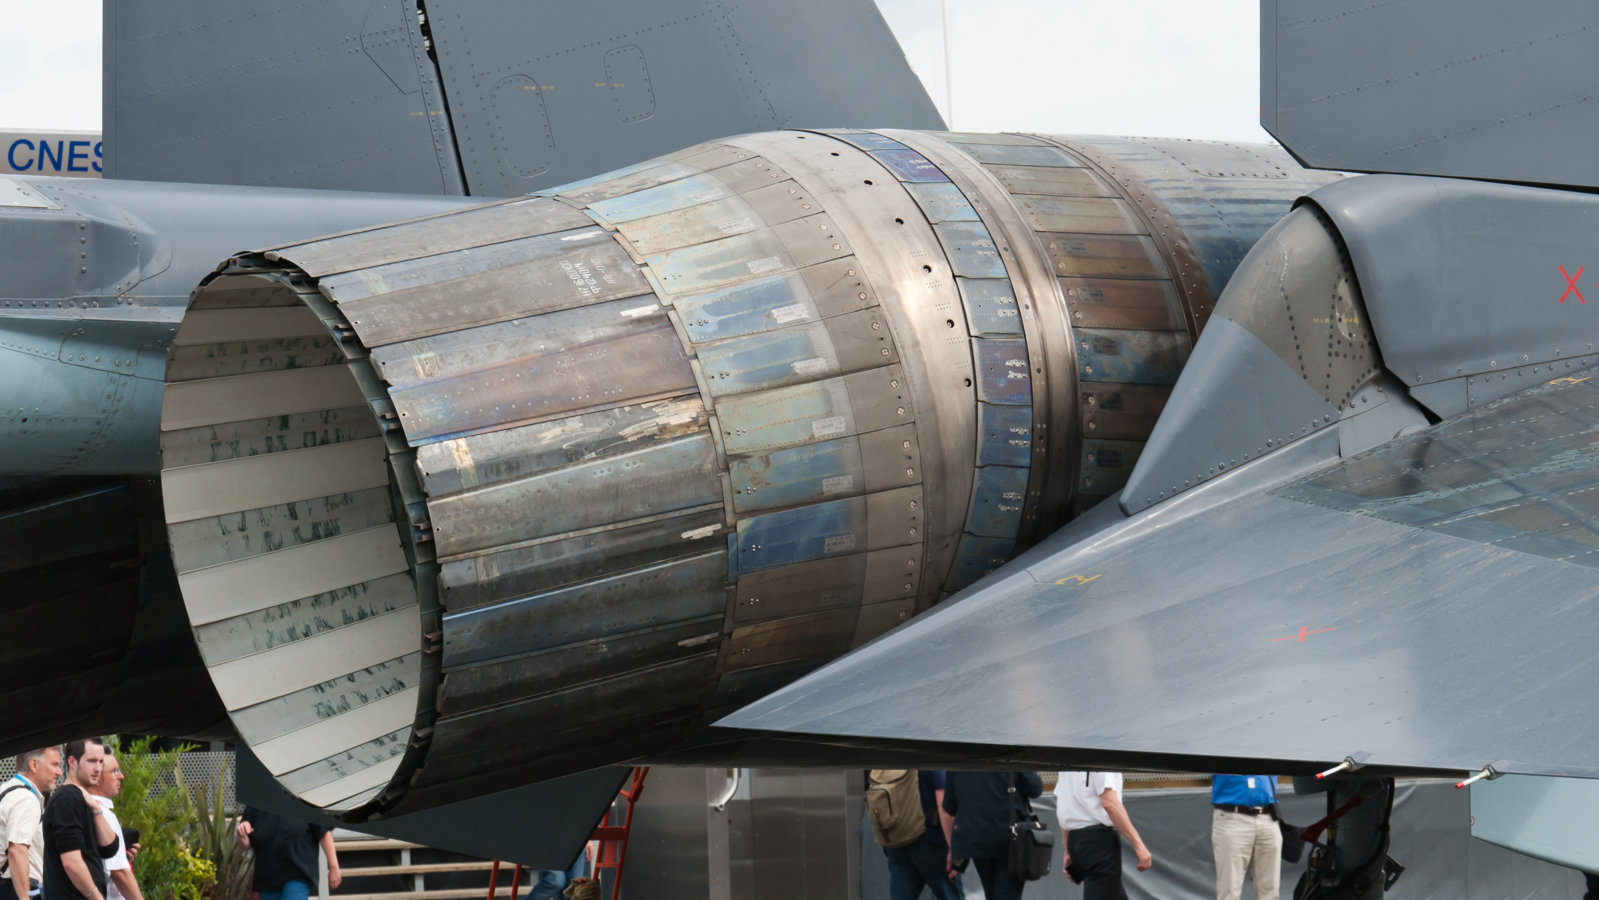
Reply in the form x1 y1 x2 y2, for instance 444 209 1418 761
1560 265 1586 304
1272 626 1335 644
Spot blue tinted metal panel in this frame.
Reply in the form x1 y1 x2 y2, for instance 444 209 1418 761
731 496 868 576
729 436 865 513
586 174 734 223
442 550 729 667
697 323 839 396
958 278 1024 336
934 223 1008 278
716 378 855 453
977 404 1033 467
870 149 949 183
1080 439 1145 496
973 339 1033 406
966 465 1029 538
943 534 1015 592
905 183 979 223
1075 328 1190 385
828 132 907 152
646 229 794 294
956 144 1081 167
672 273 817 343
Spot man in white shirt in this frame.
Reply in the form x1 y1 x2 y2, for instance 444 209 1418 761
1 748 60 900
86 755 140 900
1056 771 1152 900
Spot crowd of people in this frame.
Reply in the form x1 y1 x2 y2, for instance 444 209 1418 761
0 740 349 900
871 768 1287 900
0 741 143 900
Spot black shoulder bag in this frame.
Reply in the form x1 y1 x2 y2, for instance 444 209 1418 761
1006 773 1054 881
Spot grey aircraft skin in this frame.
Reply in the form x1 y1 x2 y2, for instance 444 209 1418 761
4 0 1597 890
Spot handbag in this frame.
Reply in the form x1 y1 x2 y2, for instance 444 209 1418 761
1272 805 1306 863
1006 773 1055 882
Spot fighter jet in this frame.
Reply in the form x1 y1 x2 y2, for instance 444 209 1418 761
3 0 1591 892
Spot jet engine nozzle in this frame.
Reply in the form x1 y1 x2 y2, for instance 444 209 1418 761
157 130 1333 817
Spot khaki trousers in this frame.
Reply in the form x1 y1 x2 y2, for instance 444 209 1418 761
1212 807 1281 900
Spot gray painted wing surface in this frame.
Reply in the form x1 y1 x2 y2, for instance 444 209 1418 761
721 373 1599 778
1263 0 1599 187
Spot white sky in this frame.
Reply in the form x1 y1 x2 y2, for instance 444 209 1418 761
0 0 1267 142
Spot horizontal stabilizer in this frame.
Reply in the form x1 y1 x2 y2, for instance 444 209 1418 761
721 372 1599 779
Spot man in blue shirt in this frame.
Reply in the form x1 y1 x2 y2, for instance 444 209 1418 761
1211 775 1281 900
884 771 960 900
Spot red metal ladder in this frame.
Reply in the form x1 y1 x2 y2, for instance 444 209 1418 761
589 766 649 900
482 766 649 900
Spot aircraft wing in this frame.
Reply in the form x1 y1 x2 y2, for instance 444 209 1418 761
721 174 1599 781
721 368 1599 778
103 0 944 195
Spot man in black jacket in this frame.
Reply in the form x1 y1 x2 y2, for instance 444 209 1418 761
942 771 1043 900
41 740 119 900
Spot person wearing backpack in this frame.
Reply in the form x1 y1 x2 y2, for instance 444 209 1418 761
942 771 1042 900
867 770 961 900
1 748 60 900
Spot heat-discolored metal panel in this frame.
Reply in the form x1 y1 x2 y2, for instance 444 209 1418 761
697 323 844 397
586 174 734 223
647 229 797 294
729 436 866 512
734 555 870 625
427 435 722 558
1081 384 1173 442
724 609 856 671
371 297 673 388
965 466 1029 538
933 222 1008 278
955 143 1082 167
732 496 869 576
438 617 722 713
275 201 595 277
441 551 730 668
1015 196 1143 235
225 655 422 754
673 272 822 342
986 165 1115 197
973 339 1033 406
176 526 409 627
716 366 910 453
1061 277 1186 331
771 215 853 269
415 397 709 496
613 197 763 254
905 183 979 223
438 507 727 612
1041 233 1170 280
324 234 652 347
1080 439 1146 495
387 325 695 443
1074 329 1191 385
977 404 1034 467
958 278 1025 337
869 149 948 183
945 534 1014 590
556 161 702 205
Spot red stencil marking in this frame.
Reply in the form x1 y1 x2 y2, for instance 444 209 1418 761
1560 265 1586 304
1272 626 1336 643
